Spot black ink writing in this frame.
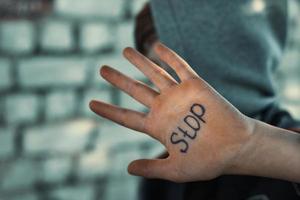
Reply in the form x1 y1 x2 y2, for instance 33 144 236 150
170 132 189 153
191 103 206 123
170 103 206 153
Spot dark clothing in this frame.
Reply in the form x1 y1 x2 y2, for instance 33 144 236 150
140 176 300 200
139 0 300 199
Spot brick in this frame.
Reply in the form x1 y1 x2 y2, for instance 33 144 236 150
77 148 109 180
97 122 150 150
278 50 300 71
92 125 150 180
0 96 3 122
4 94 39 125
40 157 72 183
80 22 112 52
40 21 74 52
104 177 139 200
280 103 300 119
0 127 14 159
109 149 142 177
50 185 95 200
292 25 300 42
116 22 135 50
93 54 145 86
0 159 38 191
46 90 76 120
0 59 12 91
82 88 111 117
5 193 38 200
24 119 96 154
281 79 300 102
0 21 35 54
18 57 88 88
54 0 125 19
96 124 153 177
288 0 300 27
132 0 149 15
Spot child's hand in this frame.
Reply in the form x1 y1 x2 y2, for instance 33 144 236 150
89 42 255 182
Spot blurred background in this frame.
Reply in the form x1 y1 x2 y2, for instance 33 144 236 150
0 0 299 200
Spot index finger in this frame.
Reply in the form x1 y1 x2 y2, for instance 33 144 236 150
89 100 147 133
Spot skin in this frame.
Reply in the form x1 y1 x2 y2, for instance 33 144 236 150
89 42 300 183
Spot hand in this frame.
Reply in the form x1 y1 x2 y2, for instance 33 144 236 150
89 42 255 182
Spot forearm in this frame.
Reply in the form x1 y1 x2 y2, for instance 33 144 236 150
288 128 300 134
229 118 300 182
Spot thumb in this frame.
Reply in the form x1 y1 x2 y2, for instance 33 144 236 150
128 159 171 179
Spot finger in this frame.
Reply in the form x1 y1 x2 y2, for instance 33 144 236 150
89 100 146 133
123 47 177 91
153 42 198 80
100 65 159 108
128 158 173 180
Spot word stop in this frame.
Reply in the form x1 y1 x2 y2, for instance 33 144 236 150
170 103 206 153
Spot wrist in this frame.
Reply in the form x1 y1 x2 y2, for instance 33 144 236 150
224 117 259 175
226 119 300 182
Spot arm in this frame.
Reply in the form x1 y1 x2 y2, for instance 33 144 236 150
228 120 300 182
89 42 300 183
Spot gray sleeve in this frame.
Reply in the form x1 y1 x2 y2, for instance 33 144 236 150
149 0 288 117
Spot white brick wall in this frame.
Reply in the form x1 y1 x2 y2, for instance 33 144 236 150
39 157 72 183
104 177 140 200
24 119 95 155
0 1 151 199
0 59 12 91
116 22 135 50
4 94 40 125
77 148 109 180
278 50 300 71
54 0 125 19
132 0 149 16
281 79 300 103
40 21 74 52
80 22 112 52
50 185 95 200
18 57 88 88
0 127 14 159
6 193 38 200
0 159 39 191
45 90 76 120
97 123 151 151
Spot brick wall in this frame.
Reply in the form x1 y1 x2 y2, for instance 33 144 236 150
0 0 299 200
0 1 159 200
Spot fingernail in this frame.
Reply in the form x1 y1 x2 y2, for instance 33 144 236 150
127 164 137 176
123 47 133 56
154 41 164 51
100 65 109 76
89 100 96 108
